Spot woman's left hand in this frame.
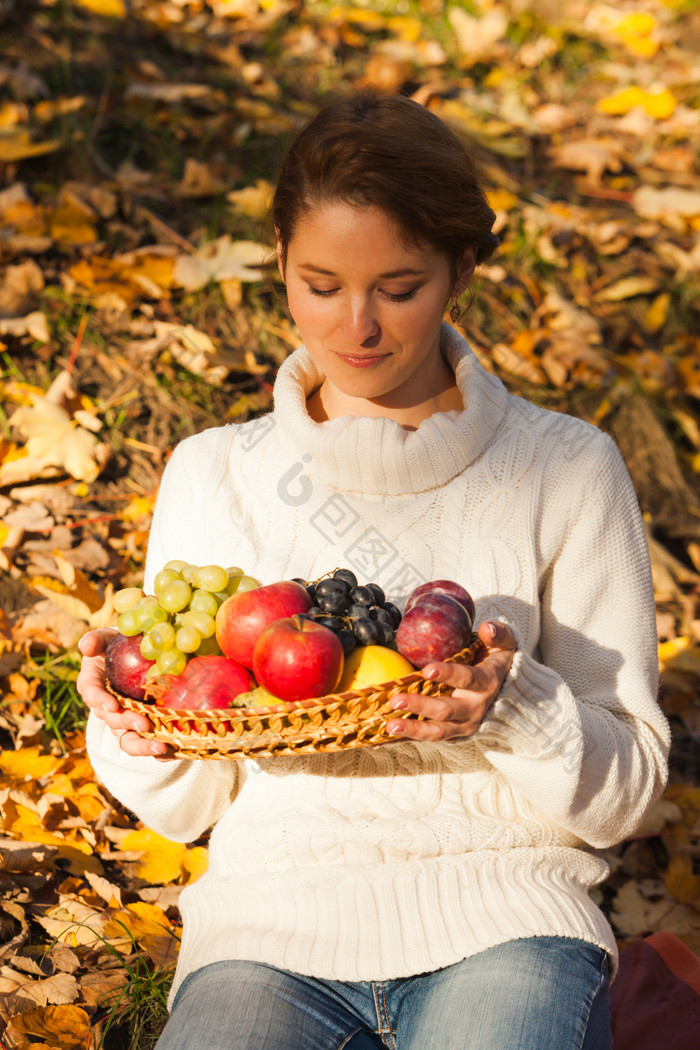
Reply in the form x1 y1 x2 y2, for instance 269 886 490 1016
385 620 517 741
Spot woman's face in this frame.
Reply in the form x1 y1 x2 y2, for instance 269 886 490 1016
279 202 473 420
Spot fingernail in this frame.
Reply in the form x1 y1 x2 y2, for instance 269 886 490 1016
423 666 439 680
391 699 408 710
150 743 165 756
131 720 142 731
387 721 405 736
487 622 497 640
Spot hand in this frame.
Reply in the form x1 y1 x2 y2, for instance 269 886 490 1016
385 620 517 742
77 629 171 758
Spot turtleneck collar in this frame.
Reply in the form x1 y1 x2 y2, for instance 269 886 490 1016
271 324 508 497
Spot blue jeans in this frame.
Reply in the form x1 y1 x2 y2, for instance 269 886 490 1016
155 937 611 1050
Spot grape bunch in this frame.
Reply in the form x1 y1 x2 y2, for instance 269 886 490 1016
112 561 260 680
291 568 402 655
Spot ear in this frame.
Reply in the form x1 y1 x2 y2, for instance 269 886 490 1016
452 247 477 298
275 236 285 281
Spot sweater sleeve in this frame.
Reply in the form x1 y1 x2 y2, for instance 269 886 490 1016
472 433 670 849
88 431 242 842
86 713 240 842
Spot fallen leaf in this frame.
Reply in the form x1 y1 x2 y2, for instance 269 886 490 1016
0 312 50 343
448 5 509 62
549 139 625 184
172 236 272 291
4 1003 91 1048
120 827 208 885
597 86 677 120
227 179 275 219
9 396 106 483
593 275 659 301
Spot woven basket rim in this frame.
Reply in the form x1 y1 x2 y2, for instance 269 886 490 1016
105 637 484 759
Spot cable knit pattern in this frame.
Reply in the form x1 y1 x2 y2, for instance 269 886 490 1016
86 325 670 1007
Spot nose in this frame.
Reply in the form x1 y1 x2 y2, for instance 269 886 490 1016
344 297 381 347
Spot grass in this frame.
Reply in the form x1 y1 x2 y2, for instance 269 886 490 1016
37 650 87 751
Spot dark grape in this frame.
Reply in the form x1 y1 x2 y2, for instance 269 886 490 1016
317 615 345 632
306 583 317 601
307 606 325 619
376 621 396 647
316 578 350 598
337 628 357 656
333 568 358 588
383 602 402 628
291 577 308 587
352 618 381 645
367 582 385 606
317 591 350 615
350 585 374 607
369 606 393 627
348 603 372 619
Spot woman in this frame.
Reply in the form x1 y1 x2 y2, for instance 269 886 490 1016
79 92 670 1049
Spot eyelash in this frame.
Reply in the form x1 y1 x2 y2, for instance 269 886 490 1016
309 287 418 303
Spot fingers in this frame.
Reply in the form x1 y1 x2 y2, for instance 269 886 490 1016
77 628 171 758
116 728 172 760
78 627 117 659
385 620 517 742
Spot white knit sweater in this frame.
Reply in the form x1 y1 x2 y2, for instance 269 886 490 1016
87 325 669 1004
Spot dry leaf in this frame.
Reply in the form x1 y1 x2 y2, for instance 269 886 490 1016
120 827 208 885
549 139 625 185
665 852 700 904
227 179 275 219
0 312 50 343
172 236 272 292
597 86 676 120
0 260 44 317
593 275 659 301
448 6 508 61
4 1003 91 1048
8 396 105 483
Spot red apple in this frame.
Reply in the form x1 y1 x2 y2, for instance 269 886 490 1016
405 579 475 630
215 580 312 669
395 593 472 668
105 633 155 700
252 615 344 703
151 655 253 709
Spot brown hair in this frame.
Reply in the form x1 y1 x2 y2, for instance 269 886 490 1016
273 91 499 285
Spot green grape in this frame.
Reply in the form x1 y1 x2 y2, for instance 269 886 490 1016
226 566 244 576
139 635 160 661
146 663 163 681
191 564 229 593
159 580 192 613
113 587 144 613
164 559 193 575
157 648 187 676
179 609 216 638
180 563 196 583
233 574 260 594
150 622 177 651
176 625 202 653
196 634 223 656
134 603 168 631
190 589 219 617
154 568 183 595
139 595 160 607
117 609 141 636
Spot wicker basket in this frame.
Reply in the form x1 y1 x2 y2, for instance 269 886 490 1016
108 637 484 760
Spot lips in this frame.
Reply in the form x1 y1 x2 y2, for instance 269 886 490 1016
335 352 389 368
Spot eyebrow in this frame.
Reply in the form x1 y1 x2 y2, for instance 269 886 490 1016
297 265 426 278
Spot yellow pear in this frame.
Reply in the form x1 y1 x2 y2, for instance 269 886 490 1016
338 645 415 692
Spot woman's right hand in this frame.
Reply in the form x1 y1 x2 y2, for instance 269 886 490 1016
77 629 170 758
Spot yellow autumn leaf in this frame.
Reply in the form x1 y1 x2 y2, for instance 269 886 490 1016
0 131 61 162
593 275 659 301
121 827 209 884
487 188 519 211
612 12 659 57
597 86 676 120
4 1004 91 1048
49 202 98 245
665 853 700 904
8 395 104 483
227 179 274 219
645 292 671 333
75 0 126 15
103 900 179 963
0 746 62 781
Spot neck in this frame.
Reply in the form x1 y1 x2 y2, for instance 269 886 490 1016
306 358 464 429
